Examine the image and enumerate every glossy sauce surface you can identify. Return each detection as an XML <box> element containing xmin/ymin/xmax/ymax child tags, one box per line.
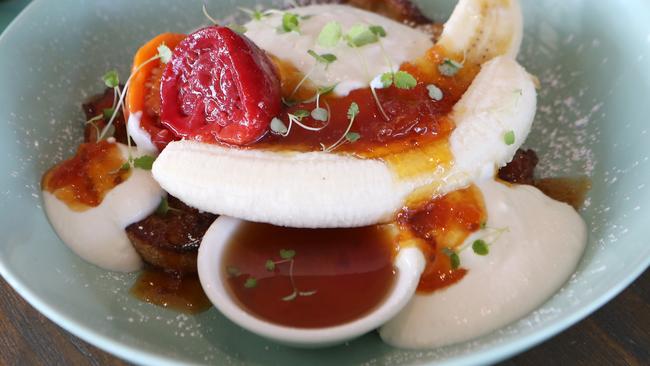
<box><xmin>131</xmin><ymin>268</ymin><xmax>211</xmax><ymax>314</ymax></box>
<box><xmin>398</xmin><ymin>185</ymin><xmax>487</xmax><ymax>293</ymax></box>
<box><xmin>534</xmin><ymin>176</ymin><xmax>591</xmax><ymax>210</ymax></box>
<box><xmin>41</xmin><ymin>141</ymin><xmax>129</xmax><ymax>211</ymax></box>
<box><xmin>257</xmin><ymin>46</ymin><xmax>479</xmax><ymax>176</ymax></box>
<box><xmin>222</xmin><ymin>222</ymin><xmax>396</xmax><ymax>328</ymax></box>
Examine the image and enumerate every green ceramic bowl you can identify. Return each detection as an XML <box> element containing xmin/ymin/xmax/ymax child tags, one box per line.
<box><xmin>1</xmin><ymin>0</ymin><xmax>649</xmax><ymax>365</ymax></box>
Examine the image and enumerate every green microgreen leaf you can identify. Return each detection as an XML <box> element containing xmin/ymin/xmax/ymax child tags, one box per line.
<box><xmin>442</xmin><ymin>247</ymin><xmax>461</xmax><ymax>269</ymax></box>
<box><xmin>132</xmin><ymin>155</ymin><xmax>156</xmax><ymax>170</ymax></box>
<box><xmin>472</xmin><ymin>239</ymin><xmax>490</xmax><ymax>256</ymax></box>
<box><xmin>270</xmin><ymin>117</ymin><xmax>288</xmax><ymax>135</ymax></box>
<box><xmin>346</xmin><ymin>24</ymin><xmax>378</xmax><ymax>47</ymax></box>
<box><xmin>226</xmin><ymin>266</ymin><xmax>241</xmax><ymax>277</ymax></box>
<box><xmin>380</xmin><ymin>72</ymin><xmax>394</xmax><ymax>88</ymax></box>
<box><xmin>369</xmin><ymin>25</ymin><xmax>387</xmax><ymax>37</ymax></box>
<box><xmin>102</xmin><ymin>108</ymin><xmax>115</xmax><ymax>121</ymax></box>
<box><xmin>504</xmin><ymin>130</ymin><xmax>515</xmax><ymax>145</ymax></box>
<box><xmin>450</xmin><ymin>252</ymin><xmax>461</xmax><ymax>269</ymax></box>
<box><xmin>311</xmin><ymin>107</ymin><xmax>328</xmax><ymax>122</ymax></box>
<box><xmin>279</xmin><ymin>249</ymin><xmax>296</xmax><ymax>260</ymax></box>
<box><xmin>307</xmin><ymin>50</ymin><xmax>337</xmax><ymax>66</ymax></box>
<box><xmin>394</xmin><ymin>71</ymin><xmax>417</xmax><ymax>89</ymax></box>
<box><xmin>120</xmin><ymin>162</ymin><xmax>131</xmax><ymax>171</ymax></box>
<box><xmin>438</xmin><ymin>58</ymin><xmax>463</xmax><ymax>77</ymax></box>
<box><xmin>293</xmin><ymin>109</ymin><xmax>310</xmax><ymax>119</ymax></box>
<box><xmin>299</xmin><ymin>290</ymin><xmax>317</xmax><ymax>296</ymax></box>
<box><xmin>280</xmin><ymin>12</ymin><xmax>300</xmax><ymax>33</ymax></box>
<box><xmin>102</xmin><ymin>70</ymin><xmax>119</xmax><ymax>88</ymax></box>
<box><xmin>345</xmin><ymin>132</ymin><xmax>361</xmax><ymax>143</ymax></box>
<box><xmin>244</xmin><ymin>277</ymin><xmax>258</xmax><ymax>288</ymax></box>
<box><xmin>426</xmin><ymin>84</ymin><xmax>444</xmax><ymax>101</ymax></box>
<box><xmin>155</xmin><ymin>196</ymin><xmax>169</xmax><ymax>215</ymax></box>
<box><xmin>282</xmin><ymin>291</ymin><xmax>297</xmax><ymax>301</ymax></box>
<box><xmin>265</xmin><ymin>259</ymin><xmax>276</xmax><ymax>271</ymax></box>
<box><xmin>347</xmin><ymin>102</ymin><xmax>360</xmax><ymax>120</ymax></box>
<box><xmin>157</xmin><ymin>44</ymin><xmax>173</xmax><ymax>63</ymax></box>
<box><xmin>318</xmin><ymin>21</ymin><xmax>342</xmax><ymax>48</ymax></box>
<box><xmin>227</xmin><ymin>23</ymin><xmax>247</xmax><ymax>34</ymax></box>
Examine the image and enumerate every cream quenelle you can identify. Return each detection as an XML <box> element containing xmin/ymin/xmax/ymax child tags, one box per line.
<box><xmin>380</xmin><ymin>179</ymin><xmax>587</xmax><ymax>348</ymax></box>
<box><xmin>244</xmin><ymin>4</ymin><xmax>433</xmax><ymax>96</ymax></box>
<box><xmin>43</xmin><ymin>142</ymin><xmax>164</xmax><ymax>272</ymax></box>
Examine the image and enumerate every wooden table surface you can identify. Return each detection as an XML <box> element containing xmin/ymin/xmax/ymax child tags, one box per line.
<box><xmin>1</xmin><ymin>1</ymin><xmax>648</xmax><ymax>365</ymax></box>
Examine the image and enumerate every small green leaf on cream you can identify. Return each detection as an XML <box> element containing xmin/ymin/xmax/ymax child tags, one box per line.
<box><xmin>346</xmin><ymin>24</ymin><xmax>378</xmax><ymax>47</ymax></box>
<box><xmin>504</xmin><ymin>130</ymin><xmax>515</xmax><ymax>145</ymax></box>
<box><xmin>318</xmin><ymin>21</ymin><xmax>342</xmax><ymax>47</ymax></box>
<box><xmin>472</xmin><ymin>239</ymin><xmax>490</xmax><ymax>256</ymax></box>
<box><xmin>133</xmin><ymin>155</ymin><xmax>156</xmax><ymax>170</ymax></box>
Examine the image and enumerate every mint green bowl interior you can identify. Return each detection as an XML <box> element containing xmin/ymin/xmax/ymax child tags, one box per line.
<box><xmin>1</xmin><ymin>1</ymin><xmax>649</xmax><ymax>365</ymax></box>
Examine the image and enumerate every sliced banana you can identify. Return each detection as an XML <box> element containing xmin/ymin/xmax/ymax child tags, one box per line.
<box><xmin>437</xmin><ymin>0</ymin><xmax>523</xmax><ymax>63</ymax></box>
<box><xmin>153</xmin><ymin>56</ymin><xmax>536</xmax><ymax>228</ymax></box>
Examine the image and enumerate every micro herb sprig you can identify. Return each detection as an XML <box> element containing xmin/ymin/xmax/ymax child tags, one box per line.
<box><xmin>318</xmin><ymin>21</ymin><xmax>342</xmax><ymax>48</ymax></box>
<box><xmin>263</xmin><ymin>249</ymin><xmax>316</xmax><ymax>301</ymax></box>
<box><xmin>120</xmin><ymin>155</ymin><xmax>157</xmax><ymax>171</ymax></box>
<box><xmin>155</xmin><ymin>196</ymin><xmax>183</xmax><ymax>215</ymax></box>
<box><xmin>83</xmin><ymin>70</ymin><xmax>122</xmax><ymax>142</ymax></box>
<box><xmin>98</xmin><ymin>44</ymin><xmax>172</xmax><ymax>141</ymax></box>
<box><xmin>238</xmin><ymin>7</ymin><xmax>266</xmax><ymax>21</ymax></box>
<box><xmin>307</xmin><ymin>50</ymin><xmax>337</xmax><ymax>68</ymax></box>
<box><xmin>344</xmin><ymin>24</ymin><xmax>397</xmax><ymax>121</ymax></box>
<box><xmin>202</xmin><ymin>2</ymin><xmax>219</xmax><ymax>25</ymax></box>
<box><xmin>442</xmin><ymin>247</ymin><xmax>461</xmax><ymax>270</ymax></box>
<box><xmin>379</xmin><ymin>70</ymin><xmax>417</xmax><ymax>89</ymax></box>
<box><xmin>446</xmin><ymin>225</ymin><xmax>510</xmax><ymax>269</ymax></box>
<box><xmin>289</xmin><ymin>49</ymin><xmax>338</xmax><ymax>99</ymax></box>
<box><xmin>322</xmin><ymin>102</ymin><xmax>360</xmax><ymax>152</ymax></box>
<box><xmin>346</xmin><ymin>24</ymin><xmax>379</xmax><ymax>48</ymax></box>
<box><xmin>278</xmin><ymin>12</ymin><xmax>300</xmax><ymax>33</ymax></box>
<box><xmin>270</xmin><ymin>108</ymin><xmax>328</xmax><ymax>137</ymax></box>
<box><xmin>438</xmin><ymin>58</ymin><xmax>464</xmax><ymax>77</ymax></box>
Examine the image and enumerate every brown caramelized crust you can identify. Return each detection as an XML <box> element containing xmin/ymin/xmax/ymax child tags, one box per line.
<box><xmin>498</xmin><ymin>149</ymin><xmax>539</xmax><ymax>185</ymax></box>
<box><xmin>82</xmin><ymin>87</ymin><xmax>128</xmax><ymax>144</ymax></box>
<box><xmin>125</xmin><ymin>196</ymin><xmax>217</xmax><ymax>274</ymax></box>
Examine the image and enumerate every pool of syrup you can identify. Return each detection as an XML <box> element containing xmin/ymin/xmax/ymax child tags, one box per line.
<box><xmin>222</xmin><ymin>222</ymin><xmax>396</xmax><ymax>328</ymax></box>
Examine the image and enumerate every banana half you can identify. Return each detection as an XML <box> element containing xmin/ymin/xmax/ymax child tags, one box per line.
<box><xmin>153</xmin><ymin>0</ymin><xmax>535</xmax><ymax>228</ymax></box>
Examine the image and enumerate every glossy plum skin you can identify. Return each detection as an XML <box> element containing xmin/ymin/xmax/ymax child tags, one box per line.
<box><xmin>160</xmin><ymin>26</ymin><xmax>281</xmax><ymax>146</ymax></box>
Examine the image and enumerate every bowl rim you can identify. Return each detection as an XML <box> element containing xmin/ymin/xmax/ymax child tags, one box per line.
<box><xmin>0</xmin><ymin>1</ymin><xmax>648</xmax><ymax>365</ymax></box>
